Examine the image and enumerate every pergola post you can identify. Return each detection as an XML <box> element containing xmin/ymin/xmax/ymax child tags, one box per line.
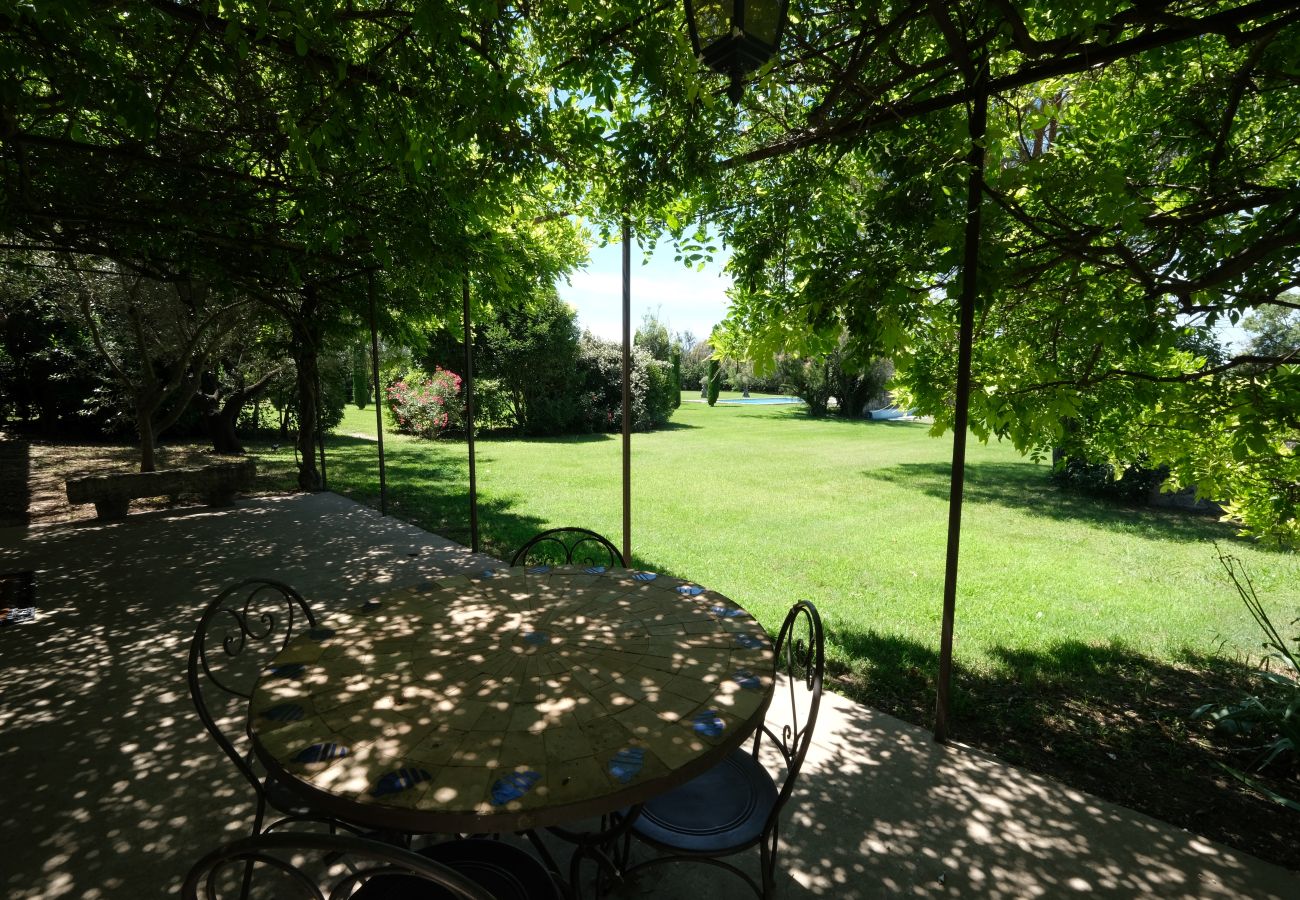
<box><xmin>367</xmin><ymin>271</ymin><xmax>388</xmax><ymax>516</ymax></box>
<box><xmin>463</xmin><ymin>273</ymin><xmax>480</xmax><ymax>554</ymax></box>
<box><xmin>316</xmin><ymin>368</ymin><xmax>328</xmax><ymax>491</ymax></box>
<box><xmin>934</xmin><ymin>57</ymin><xmax>988</xmax><ymax>744</ymax></box>
<box><xmin>621</xmin><ymin>217</ymin><xmax>633</xmax><ymax>565</ymax></box>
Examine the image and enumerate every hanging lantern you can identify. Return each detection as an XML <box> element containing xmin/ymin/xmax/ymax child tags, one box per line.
<box><xmin>684</xmin><ymin>0</ymin><xmax>790</xmax><ymax>102</ymax></box>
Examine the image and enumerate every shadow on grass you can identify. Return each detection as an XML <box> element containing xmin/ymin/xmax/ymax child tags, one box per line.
<box><xmin>825</xmin><ymin>622</ymin><xmax>1300</xmax><ymax>870</ymax></box>
<box><xmin>726</xmin><ymin>407</ymin><xmax>931</xmax><ymax>428</ymax></box>
<box><xmin>307</xmin><ymin>434</ymin><xmax>508</xmax><ymax>551</ymax></box>
<box><xmin>646</xmin><ymin>420</ymin><xmax>701</xmax><ymax>433</ymax></box>
<box><xmin>860</xmin><ymin>460</ymin><xmax>1253</xmax><ymax>545</ymax></box>
<box><xmin>475</xmin><ymin>421</ymin><xmax>702</xmax><ymax>445</ymax></box>
<box><xmin>271</xmin><ymin>434</ymin><xmax>686</xmax><ymax>576</ymax></box>
<box><xmin>478</xmin><ymin>431</ymin><xmax>616</xmax><ymax>445</ymax></box>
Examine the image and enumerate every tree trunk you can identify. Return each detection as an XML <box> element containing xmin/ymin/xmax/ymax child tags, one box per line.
<box><xmin>511</xmin><ymin>389</ymin><xmax>525</xmax><ymax>435</ymax></box>
<box><xmin>836</xmin><ymin>376</ymin><xmax>867</xmax><ymax>418</ymax></box>
<box><xmin>205</xmin><ymin>404</ymin><xmax>244</xmax><ymax>455</ymax></box>
<box><xmin>136</xmin><ymin>406</ymin><xmax>157</xmax><ymax>473</ymax></box>
<box><xmin>1053</xmin><ymin>418</ymin><xmax>1080</xmax><ymax>467</ymax></box>
<box><xmin>292</xmin><ymin>317</ymin><xmax>321</xmax><ymax>492</ymax></box>
<box><xmin>197</xmin><ymin>371</ymin><xmax>243</xmax><ymax>455</ymax></box>
<box><xmin>201</xmin><ymin>370</ymin><xmax>278</xmax><ymax>456</ymax></box>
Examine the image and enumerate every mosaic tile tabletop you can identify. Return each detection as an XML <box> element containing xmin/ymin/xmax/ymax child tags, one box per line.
<box><xmin>249</xmin><ymin>565</ymin><xmax>775</xmax><ymax>832</ymax></box>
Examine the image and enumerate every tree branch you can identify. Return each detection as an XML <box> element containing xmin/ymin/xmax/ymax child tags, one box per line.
<box><xmin>995</xmin><ymin>352</ymin><xmax>1299</xmax><ymax>396</ymax></box>
<box><xmin>726</xmin><ymin>0</ymin><xmax>1300</xmax><ymax>167</ymax></box>
<box><xmin>76</xmin><ymin>282</ymin><xmax>129</xmax><ymax>386</ymax></box>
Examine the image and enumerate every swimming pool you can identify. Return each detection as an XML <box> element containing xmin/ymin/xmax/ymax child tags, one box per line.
<box><xmin>717</xmin><ymin>396</ymin><xmax>804</xmax><ymax>405</ymax></box>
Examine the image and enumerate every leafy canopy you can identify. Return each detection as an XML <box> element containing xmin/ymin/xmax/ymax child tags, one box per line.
<box><xmin>689</xmin><ymin>2</ymin><xmax>1300</xmax><ymax>545</ymax></box>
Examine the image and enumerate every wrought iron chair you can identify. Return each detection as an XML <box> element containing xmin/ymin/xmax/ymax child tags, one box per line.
<box><xmin>510</xmin><ymin>527</ymin><xmax>625</xmax><ymax>569</ymax></box>
<box><xmin>188</xmin><ymin>577</ymin><xmax>354</xmax><ymax>840</ymax></box>
<box><xmin>181</xmin><ymin>832</ymin><xmax>494</xmax><ymax>900</ymax></box>
<box><xmin>618</xmin><ymin>600</ymin><xmax>825</xmax><ymax>899</ymax></box>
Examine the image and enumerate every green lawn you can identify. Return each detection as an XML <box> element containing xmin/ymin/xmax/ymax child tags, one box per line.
<box><xmin>301</xmin><ymin>397</ymin><xmax>1293</xmax><ymax>677</ymax></box>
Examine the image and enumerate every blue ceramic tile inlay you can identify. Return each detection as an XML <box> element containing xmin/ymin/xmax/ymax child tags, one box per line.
<box><xmin>527</xmin><ymin>565</ymin><xmax>552</xmax><ymax>575</ymax></box>
<box><xmin>370</xmin><ymin>767</ymin><xmax>432</xmax><ymax>797</ymax></box>
<box><xmin>267</xmin><ymin>662</ymin><xmax>305</xmax><ymax>679</ymax></box>
<box><xmin>693</xmin><ymin>710</ymin><xmax>725</xmax><ymax>738</ymax></box>
<box><xmin>491</xmin><ymin>770</ymin><xmax>541</xmax><ymax>805</ymax></box>
<box><xmin>710</xmin><ymin>605</ymin><xmax>744</xmax><ymax>618</ymax></box>
<box><xmin>608</xmin><ymin>747</ymin><xmax>645</xmax><ymax>783</ymax></box>
<box><xmin>734</xmin><ymin>633</ymin><xmax>764</xmax><ymax>650</ymax></box>
<box><xmin>416</xmin><ymin>580</ymin><xmax>435</xmax><ymax>591</ymax></box>
<box><xmin>677</xmin><ymin>584</ymin><xmax>705</xmax><ymax>596</ymax></box>
<box><xmin>306</xmin><ymin>627</ymin><xmax>336</xmax><ymax>641</ymax></box>
<box><xmin>259</xmin><ymin>703</ymin><xmax>305</xmax><ymax>723</ymax></box>
<box><xmin>632</xmin><ymin>571</ymin><xmax>658</xmax><ymax>582</ymax></box>
<box><xmin>293</xmin><ymin>742</ymin><xmax>349</xmax><ymax>764</ymax></box>
<box><xmin>584</xmin><ymin>566</ymin><xmax>607</xmax><ymax>575</ymax></box>
<box><xmin>523</xmin><ymin>631</ymin><xmax>549</xmax><ymax>646</ymax></box>
<box><xmin>733</xmin><ymin>669</ymin><xmax>762</xmax><ymax>691</ymax></box>
<box><xmin>482</xmin><ymin>568</ymin><xmax>498</xmax><ymax>578</ymax></box>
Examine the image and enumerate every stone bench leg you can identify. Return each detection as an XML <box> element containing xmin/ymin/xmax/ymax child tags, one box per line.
<box><xmin>93</xmin><ymin>498</ymin><xmax>130</xmax><ymax>520</ymax></box>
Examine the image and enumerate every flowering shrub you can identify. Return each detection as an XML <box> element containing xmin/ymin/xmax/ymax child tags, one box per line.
<box><xmin>386</xmin><ymin>368</ymin><xmax>463</xmax><ymax>438</ymax></box>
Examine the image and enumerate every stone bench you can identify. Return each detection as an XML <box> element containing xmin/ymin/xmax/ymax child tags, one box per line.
<box><xmin>66</xmin><ymin>458</ymin><xmax>257</xmax><ymax>520</ymax></box>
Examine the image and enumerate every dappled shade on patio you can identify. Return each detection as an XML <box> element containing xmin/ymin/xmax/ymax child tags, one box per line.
<box><xmin>1</xmin><ymin>494</ymin><xmax>1294</xmax><ymax>898</ymax></box>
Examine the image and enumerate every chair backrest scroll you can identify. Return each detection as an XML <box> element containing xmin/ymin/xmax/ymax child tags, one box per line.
<box><xmin>757</xmin><ymin>599</ymin><xmax>825</xmax><ymax>822</ymax></box>
<box><xmin>187</xmin><ymin>578</ymin><xmax>316</xmax><ymax>791</ymax></box>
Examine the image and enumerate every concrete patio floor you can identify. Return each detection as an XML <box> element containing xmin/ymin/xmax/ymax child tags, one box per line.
<box><xmin>1</xmin><ymin>492</ymin><xmax>1295</xmax><ymax>898</ymax></box>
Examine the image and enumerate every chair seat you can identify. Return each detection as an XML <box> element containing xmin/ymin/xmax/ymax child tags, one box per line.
<box><xmin>352</xmin><ymin>838</ymin><xmax>560</xmax><ymax>900</ymax></box>
<box><xmin>632</xmin><ymin>748</ymin><xmax>778</xmax><ymax>855</ymax></box>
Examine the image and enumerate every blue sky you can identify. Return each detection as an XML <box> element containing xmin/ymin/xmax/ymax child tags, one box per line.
<box><xmin>555</xmin><ymin>233</ymin><xmax>1254</xmax><ymax>353</ymax></box>
<box><xmin>555</xmin><ymin>233</ymin><xmax>732</xmax><ymax>343</ymax></box>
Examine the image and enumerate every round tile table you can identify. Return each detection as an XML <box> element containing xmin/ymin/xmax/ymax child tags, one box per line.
<box><xmin>248</xmin><ymin>565</ymin><xmax>775</xmax><ymax>833</ymax></box>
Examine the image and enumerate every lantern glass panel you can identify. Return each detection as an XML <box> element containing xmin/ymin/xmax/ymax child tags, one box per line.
<box><xmin>744</xmin><ymin>0</ymin><xmax>781</xmax><ymax>46</ymax></box>
<box><xmin>694</xmin><ymin>0</ymin><xmax>733</xmax><ymax>48</ymax></box>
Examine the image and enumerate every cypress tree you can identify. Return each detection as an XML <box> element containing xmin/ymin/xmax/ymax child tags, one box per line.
<box><xmin>670</xmin><ymin>347</ymin><xmax>682</xmax><ymax>409</ymax></box>
<box><xmin>351</xmin><ymin>343</ymin><xmax>369</xmax><ymax>409</ymax></box>
<box><xmin>706</xmin><ymin>358</ymin><xmax>720</xmax><ymax>407</ymax></box>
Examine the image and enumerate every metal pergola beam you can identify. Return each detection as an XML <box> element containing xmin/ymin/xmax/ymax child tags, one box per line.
<box><xmin>621</xmin><ymin>217</ymin><xmax>633</xmax><ymax>566</ymax></box>
<box><xmin>316</xmin><ymin>369</ymin><xmax>328</xmax><ymax>491</ymax></box>
<box><xmin>934</xmin><ymin>57</ymin><xmax>989</xmax><ymax>744</ymax></box>
<box><xmin>367</xmin><ymin>271</ymin><xmax>388</xmax><ymax>517</ymax></box>
<box><xmin>463</xmin><ymin>273</ymin><xmax>480</xmax><ymax>554</ymax></box>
